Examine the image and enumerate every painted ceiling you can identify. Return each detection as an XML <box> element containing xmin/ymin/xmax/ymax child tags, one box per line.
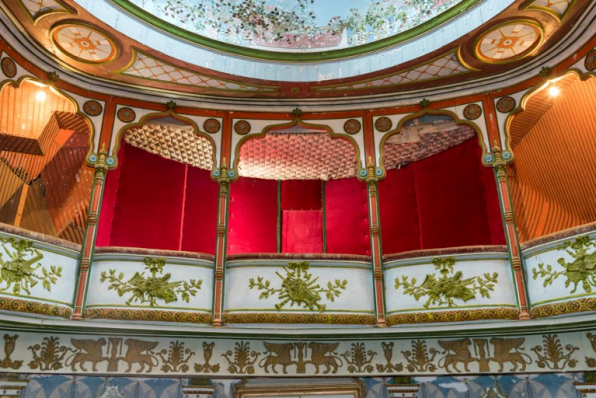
<box><xmin>125</xmin><ymin>0</ymin><xmax>466</xmax><ymax>54</ymax></box>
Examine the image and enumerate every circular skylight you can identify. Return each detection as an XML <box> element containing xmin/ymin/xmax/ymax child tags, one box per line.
<box><xmin>116</xmin><ymin>0</ymin><xmax>472</xmax><ymax>59</ymax></box>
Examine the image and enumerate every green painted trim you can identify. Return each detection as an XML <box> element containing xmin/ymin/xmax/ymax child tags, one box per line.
<box><xmin>384</xmin><ymin>256</ymin><xmax>509</xmax><ymax>269</ymax></box>
<box><xmin>277</xmin><ymin>180</ymin><xmax>281</xmax><ymax>253</ymax></box>
<box><xmin>109</xmin><ymin>0</ymin><xmax>481</xmax><ymax>62</ymax></box>
<box><xmin>225</xmin><ymin>308</ymin><xmax>374</xmax><ymax>314</ymax></box>
<box><xmin>386</xmin><ymin>303</ymin><xmax>517</xmax><ymax>314</ymax></box>
<box><xmin>92</xmin><ymin>256</ymin><xmax>215</xmax><ymax>268</ymax></box>
<box><xmin>85</xmin><ymin>304</ymin><xmax>212</xmax><ymax>312</ymax></box>
<box><xmin>0</xmin><ymin>231</ymin><xmax>80</xmax><ymax>257</ymax></box>
<box><xmin>322</xmin><ymin>180</ymin><xmax>327</xmax><ymax>253</ymax></box>
<box><xmin>0</xmin><ymin>293</ymin><xmax>72</xmax><ymax>307</ymax></box>
<box><xmin>226</xmin><ymin>262</ymin><xmax>372</xmax><ymax>270</ymax></box>
<box><xmin>523</xmin><ymin>231</ymin><xmax>596</xmax><ymax>258</ymax></box>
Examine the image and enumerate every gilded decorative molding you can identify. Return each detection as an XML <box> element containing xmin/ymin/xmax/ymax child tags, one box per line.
<box><xmin>532</xmin><ymin>235</ymin><xmax>596</xmax><ymax>294</ymax></box>
<box><xmin>386</xmin><ymin>307</ymin><xmax>519</xmax><ymax>325</ymax></box>
<box><xmin>222</xmin><ymin>312</ymin><xmax>376</xmax><ymax>325</ymax></box>
<box><xmin>0</xmin><ymin>237</ymin><xmax>62</xmax><ymax>295</ymax></box>
<box><xmin>82</xmin><ymin>308</ymin><xmax>213</xmax><ymax>324</ymax></box>
<box><xmin>530</xmin><ymin>296</ymin><xmax>596</xmax><ymax>318</ymax></box>
<box><xmin>249</xmin><ymin>261</ymin><xmax>347</xmax><ymax>312</ymax></box>
<box><xmin>99</xmin><ymin>257</ymin><xmax>202</xmax><ymax>307</ymax></box>
<box><xmin>394</xmin><ymin>257</ymin><xmax>499</xmax><ymax>308</ymax></box>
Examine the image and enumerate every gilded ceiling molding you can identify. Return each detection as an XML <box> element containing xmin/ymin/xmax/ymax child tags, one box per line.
<box><xmin>474</xmin><ymin>20</ymin><xmax>544</xmax><ymax>64</ymax></box>
<box><xmin>17</xmin><ymin>0</ymin><xmax>71</xmax><ymax>24</ymax></box>
<box><xmin>115</xmin><ymin>49</ymin><xmax>279</xmax><ymax>93</ymax></box>
<box><xmin>526</xmin><ymin>0</ymin><xmax>576</xmax><ymax>22</ymax></box>
<box><xmin>50</xmin><ymin>22</ymin><xmax>119</xmax><ymax>64</ymax></box>
<box><xmin>313</xmin><ymin>50</ymin><xmax>473</xmax><ymax>93</ymax></box>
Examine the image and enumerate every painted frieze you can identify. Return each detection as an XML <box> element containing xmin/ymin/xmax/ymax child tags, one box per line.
<box><xmin>524</xmin><ymin>232</ymin><xmax>596</xmax><ymax>317</ymax></box>
<box><xmin>224</xmin><ymin>259</ymin><xmax>375</xmax><ymax>324</ymax></box>
<box><xmin>1</xmin><ymin>329</ymin><xmax>596</xmax><ymax>376</ymax></box>
<box><xmin>385</xmin><ymin>253</ymin><xmax>518</xmax><ymax>325</ymax></box>
<box><xmin>0</xmin><ymin>231</ymin><xmax>77</xmax><ymax>318</ymax></box>
<box><xmin>85</xmin><ymin>253</ymin><xmax>214</xmax><ymax>323</ymax></box>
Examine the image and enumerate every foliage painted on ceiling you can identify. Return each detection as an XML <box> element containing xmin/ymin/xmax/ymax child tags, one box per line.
<box><xmin>131</xmin><ymin>0</ymin><xmax>463</xmax><ymax>52</ymax></box>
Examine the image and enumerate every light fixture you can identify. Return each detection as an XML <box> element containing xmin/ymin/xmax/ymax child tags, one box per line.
<box><xmin>548</xmin><ymin>85</ymin><xmax>560</xmax><ymax>97</ymax></box>
<box><xmin>35</xmin><ymin>90</ymin><xmax>46</xmax><ymax>102</ymax></box>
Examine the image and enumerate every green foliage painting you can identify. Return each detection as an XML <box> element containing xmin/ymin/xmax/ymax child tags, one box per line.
<box><xmin>0</xmin><ymin>237</ymin><xmax>61</xmax><ymax>295</ymax></box>
<box><xmin>100</xmin><ymin>257</ymin><xmax>202</xmax><ymax>307</ymax></box>
<box><xmin>394</xmin><ymin>257</ymin><xmax>498</xmax><ymax>308</ymax></box>
<box><xmin>533</xmin><ymin>235</ymin><xmax>596</xmax><ymax>294</ymax></box>
<box><xmin>249</xmin><ymin>261</ymin><xmax>347</xmax><ymax>312</ymax></box>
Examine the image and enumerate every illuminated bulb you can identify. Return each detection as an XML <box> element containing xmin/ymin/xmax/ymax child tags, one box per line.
<box><xmin>548</xmin><ymin>85</ymin><xmax>560</xmax><ymax>97</ymax></box>
<box><xmin>35</xmin><ymin>91</ymin><xmax>46</xmax><ymax>101</ymax></box>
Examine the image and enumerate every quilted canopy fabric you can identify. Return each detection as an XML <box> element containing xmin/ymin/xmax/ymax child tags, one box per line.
<box><xmin>383</xmin><ymin>126</ymin><xmax>476</xmax><ymax>170</ymax></box>
<box><xmin>124</xmin><ymin>124</ymin><xmax>214</xmax><ymax>170</ymax></box>
<box><xmin>238</xmin><ymin>133</ymin><xmax>358</xmax><ymax>180</ymax></box>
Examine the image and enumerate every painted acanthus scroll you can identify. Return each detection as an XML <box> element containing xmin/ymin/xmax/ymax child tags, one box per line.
<box><xmin>532</xmin><ymin>235</ymin><xmax>596</xmax><ymax>293</ymax></box>
<box><xmin>100</xmin><ymin>257</ymin><xmax>202</xmax><ymax>306</ymax></box>
<box><xmin>249</xmin><ymin>261</ymin><xmax>347</xmax><ymax>312</ymax></box>
<box><xmin>0</xmin><ymin>237</ymin><xmax>61</xmax><ymax>295</ymax></box>
<box><xmin>394</xmin><ymin>257</ymin><xmax>498</xmax><ymax>308</ymax></box>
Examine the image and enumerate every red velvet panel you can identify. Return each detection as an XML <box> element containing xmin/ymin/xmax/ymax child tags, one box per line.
<box><xmin>281</xmin><ymin>180</ymin><xmax>322</xmax><ymax>210</ymax></box>
<box><xmin>325</xmin><ymin>178</ymin><xmax>370</xmax><ymax>255</ymax></box>
<box><xmin>413</xmin><ymin>139</ymin><xmax>493</xmax><ymax>249</ymax></box>
<box><xmin>480</xmin><ymin>164</ymin><xmax>506</xmax><ymax>244</ymax></box>
<box><xmin>228</xmin><ymin>177</ymin><xmax>278</xmax><ymax>254</ymax></box>
<box><xmin>108</xmin><ymin>143</ymin><xmax>186</xmax><ymax>250</ymax></box>
<box><xmin>282</xmin><ymin>210</ymin><xmax>323</xmax><ymax>253</ymax></box>
<box><xmin>378</xmin><ymin>166</ymin><xmax>422</xmax><ymax>253</ymax></box>
<box><xmin>181</xmin><ymin>167</ymin><xmax>219</xmax><ymax>254</ymax></box>
<box><xmin>96</xmin><ymin>146</ymin><xmax>124</xmax><ymax>247</ymax></box>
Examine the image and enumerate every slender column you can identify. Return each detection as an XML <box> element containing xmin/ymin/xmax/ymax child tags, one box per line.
<box><xmin>212</xmin><ymin>159</ymin><xmax>230</xmax><ymax>327</ymax></box>
<box><xmin>491</xmin><ymin>146</ymin><xmax>530</xmax><ymax>320</ymax></box>
<box><xmin>71</xmin><ymin>145</ymin><xmax>108</xmax><ymax>320</ymax></box>
<box><xmin>366</xmin><ymin>159</ymin><xmax>387</xmax><ymax>327</ymax></box>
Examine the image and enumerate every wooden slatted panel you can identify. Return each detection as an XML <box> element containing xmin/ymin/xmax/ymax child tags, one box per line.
<box><xmin>0</xmin><ymin>80</ymin><xmax>74</xmax><ymax>140</ymax></box>
<box><xmin>509</xmin><ymin>74</ymin><xmax>577</xmax><ymax>147</ymax></box>
<box><xmin>509</xmin><ymin>76</ymin><xmax>596</xmax><ymax>241</ymax></box>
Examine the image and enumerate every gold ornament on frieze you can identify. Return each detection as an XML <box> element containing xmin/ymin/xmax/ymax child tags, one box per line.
<box><xmin>342</xmin><ymin>343</ymin><xmax>376</xmax><ymax>373</ymax></box>
<box><xmin>401</xmin><ymin>339</ymin><xmax>438</xmax><ymax>372</ymax></box>
<box><xmin>66</xmin><ymin>338</ymin><xmax>108</xmax><ymax>372</ymax></box>
<box><xmin>222</xmin><ymin>341</ymin><xmax>260</xmax><ymax>374</ymax></box>
<box><xmin>194</xmin><ymin>342</ymin><xmax>220</xmax><ymax>373</ymax></box>
<box><xmin>158</xmin><ymin>341</ymin><xmax>195</xmax><ymax>373</ymax></box>
<box><xmin>0</xmin><ymin>334</ymin><xmax>22</xmax><ymax>370</ymax></box>
<box><xmin>376</xmin><ymin>342</ymin><xmax>403</xmax><ymax>372</ymax></box>
<box><xmin>28</xmin><ymin>337</ymin><xmax>70</xmax><ymax>371</ymax></box>
<box><xmin>249</xmin><ymin>261</ymin><xmax>347</xmax><ymax>312</ymax></box>
<box><xmin>531</xmin><ymin>334</ymin><xmax>578</xmax><ymax>370</ymax></box>
<box><xmin>121</xmin><ymin>338</ymin><xmax>160</xmax><ymax>373</ymax></box>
